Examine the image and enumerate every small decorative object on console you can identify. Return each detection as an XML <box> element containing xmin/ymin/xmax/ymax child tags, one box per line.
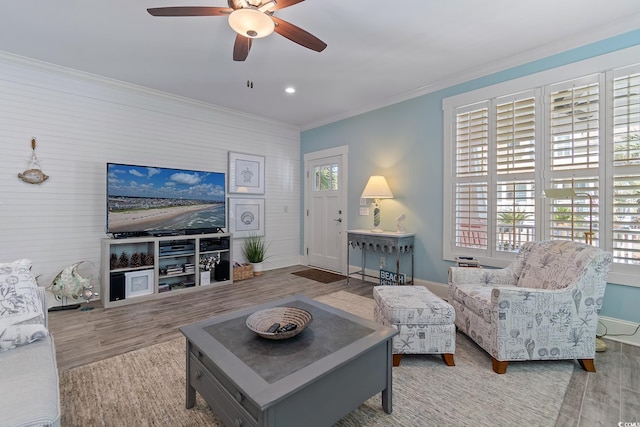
<box><xmin>199</xmin><ymin>254</ymin><xmax>220</xmax><ymax>272</ymax></box>
<box><xmin>246</xmin><ymin>307</ymin><xmax>312</xmax><ymax>340</ymax></box>
<box><xmin>129</xmin><ymin>253</ymin><xmax>141</xmax><ymax>268</ymax></box>
<box><xmin>396</xmin><ymin>213</ymin><xmax>406</xmax><ymax>233</ymax></box>
<box><xmin>47</xmin><ymin>261</ymin><xmax>94</xmax><ymax>310</ymax></box>
<box><xmin>80</xmin><ymin>285</ymin><xmax>99</xmax><ymax>311</ymax></box>
<box><xmin>118</xmin><ymin>252</ymin><xmax>129</xmax><ymax>269</ymax></box>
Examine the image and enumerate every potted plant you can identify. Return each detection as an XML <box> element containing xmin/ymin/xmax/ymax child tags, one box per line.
<box><xmin>242</xmin><ymin>233</ymin><xmax>269</xmax><ymax>276</ymax></box>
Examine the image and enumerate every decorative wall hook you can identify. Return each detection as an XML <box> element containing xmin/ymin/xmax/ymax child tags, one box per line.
<box><xmin>18</xmin><ymin>137</ymin><xmax>49</xmax><ymax>184</ymax></box>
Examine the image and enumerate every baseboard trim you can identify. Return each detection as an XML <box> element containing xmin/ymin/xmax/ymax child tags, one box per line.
<box><xmin>263</xmin><ymin>256</ymin><xmax>302</xmax><ymax>271</ymax></box>
<box><xmin>598</xmin><ymin>316</ymin><xmax>640</xmax><ymax>348</ymax></box>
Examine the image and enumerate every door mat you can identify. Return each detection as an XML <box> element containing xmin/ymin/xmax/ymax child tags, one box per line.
<box><xmin>292</xmin><ymin>268</ymin><xmax>346</xmax><ymax>284</ymax></box>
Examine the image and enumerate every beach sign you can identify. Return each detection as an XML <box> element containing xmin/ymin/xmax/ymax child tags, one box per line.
<box><xmin>379</xmin><ymin>269</ymin><xmax>405</xmax><ymax>286</ymax></box>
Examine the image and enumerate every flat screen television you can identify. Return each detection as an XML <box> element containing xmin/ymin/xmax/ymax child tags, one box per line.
<box><xmin>106</xmin><ymin>163</ymin><xmax>226</xmax><ymax>238</ymax></box>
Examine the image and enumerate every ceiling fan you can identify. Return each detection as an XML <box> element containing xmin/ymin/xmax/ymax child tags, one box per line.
<box><xmin>147</xmin><ymin>0</ymin><xmax>327</xmax><ymax>61</ymax></box>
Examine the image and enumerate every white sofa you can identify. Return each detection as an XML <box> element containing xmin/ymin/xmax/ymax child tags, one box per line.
<box><xmin>448</xmin><ymin>240</ymin><xmax>612</xmax><ymax>374</ymax></box>
<box><xmin>0</xmin><ymin>260</ymin><xmax>61</xmax><ymax>427</ymax></box>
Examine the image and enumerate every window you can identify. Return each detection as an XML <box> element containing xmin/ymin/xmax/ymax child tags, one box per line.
<box><xmin>546</xmin><ymin>77</ymin><xmax>601</xmax><ymax>246</ymax></box>
<box><xmin>495</xmin><ymin>95</ymin><xmax>537</xmax><ymax>252</ymax></box>
<box><xmin>313</xmin><ymin>163</ymin><xmax>339</xmax><ymax>191</ymax></box>
<box><xmin>443</xmin><ymin>49</ymin><xmax>640</xmax><ymax>287</ymax></box>
<box><xmin>612</xmin><ymin>68</ymin><xmax>640</xmax><ymax>265</ymax></box>
<box><xmin>454</xmin><ymin>105</ymin><xmax>489</xmax><ymax>250</ymax></box>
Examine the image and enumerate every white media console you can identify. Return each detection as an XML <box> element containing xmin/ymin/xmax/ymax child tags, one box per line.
<box><xmin>100</xmin><ymin>233</ymin><xmax>233</xmax><ymax>308</ymax></box>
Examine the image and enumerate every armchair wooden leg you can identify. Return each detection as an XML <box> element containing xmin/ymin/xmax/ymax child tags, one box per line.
<box><xmin>392</xmin><ymin>354</ymin><xmax>402</xmax><ymax>367</ymax></box>
<box><xmin>492</xmin><ymin>357</ymin><xmax>508</xmax><ymax>374</ymax></box>
<box><xmin>442</xmin><ymin>353</ymin><xmax>455</xmax><ymax>366</ymax></box>
<box><xmin>578</xmin><ymin>358</ymin><xmax>596</xmax><ymax>372</ymax></box>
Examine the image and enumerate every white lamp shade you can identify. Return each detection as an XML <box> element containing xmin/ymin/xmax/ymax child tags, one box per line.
<box><xmin>361</xmin><ymin>176</ymin><xmax>393</xmax><ymax>199</ymax></box>
<box><xmin>228</xmin><ymin>9</ymin><xmax>275</xmax><ymax>39</ymax></box>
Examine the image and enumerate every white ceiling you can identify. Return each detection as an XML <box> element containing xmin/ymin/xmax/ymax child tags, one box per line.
<box><xmin>1</xmin><ymin>1</ymin><xmax>640</xmax><ymax>130</ymax></box>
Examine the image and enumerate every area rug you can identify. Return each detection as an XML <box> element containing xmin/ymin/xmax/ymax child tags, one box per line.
<box><xmin>59</xmin><ymin>291</ymin><xmax>574</xmax><ymax>426</ymax></box>
<box><xmin>291</xmin><ymin>268</ymin><xmax>346</xmax><ymax>283</ymax></box>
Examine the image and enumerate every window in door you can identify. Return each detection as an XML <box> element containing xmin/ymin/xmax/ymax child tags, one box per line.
<box><xmin>313</xmin><ymin>163</ymin><xmax>339</xmax><ymax>191</ymax></box>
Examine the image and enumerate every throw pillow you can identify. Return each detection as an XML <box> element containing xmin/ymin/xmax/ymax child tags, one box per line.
<box><xmin>0</xmin><ymin>259</ymin><xmax>49</xmax><ymax>352</ymax></box>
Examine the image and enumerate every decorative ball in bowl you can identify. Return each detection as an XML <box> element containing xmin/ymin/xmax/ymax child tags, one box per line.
<box><xmin>246</xmin><ymin>307</ymin><xmax>312</xmax><ymax>340</ymax></box>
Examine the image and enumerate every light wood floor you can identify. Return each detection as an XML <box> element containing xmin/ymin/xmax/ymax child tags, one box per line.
<box><xmin>48</xmin><ymin>265</ymin><xmax>372</xmax><ymax>372</ymax></box>
<box><xmin>48</xmin><ymin>265</ymin><xmax>639</xmax><ymax>426</ymax></box>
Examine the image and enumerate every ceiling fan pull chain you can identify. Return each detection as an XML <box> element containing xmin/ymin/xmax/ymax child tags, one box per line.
<box><xmin>246</xmin><ymin>41</ymin><xmax>254</xmax><ymax>89</ymax></box>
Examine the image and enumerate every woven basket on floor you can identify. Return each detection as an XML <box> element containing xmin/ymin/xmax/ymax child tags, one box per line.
<box><xmin>246</xmin><ymin>307</ymin><xmax>312</xmax><ymax>340</ymax></box>
<box><xmin>233</xmin><ymin>263</ymin><xmax>254</xmax><ymax>281</ymax></box>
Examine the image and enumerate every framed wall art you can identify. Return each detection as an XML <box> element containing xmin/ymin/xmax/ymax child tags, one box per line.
<box><xmin>229</xmin><ymin>198</ymin><xmax>265</xmax><ymax>238</ymax></box>
<box><xmin>228</xmin><ymin>152</ymin><xmax>265</xmax><ymax>194</ymax></box>
<box><xmin>124</xmin><ymin>269</ymin><xmax>154</xmax><ymax>298</ymax></box>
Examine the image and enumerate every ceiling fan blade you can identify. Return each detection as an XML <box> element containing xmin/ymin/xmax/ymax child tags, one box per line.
<box><xmin>233</xmin><ymin>35</ymin><xmax>252</xmax><ymax>61</ymax></box>
<box><xmin>271</xmin><ymin>0</ymin><xmax>305</xmax><ymax>10</ymax></box>
<box><xmin>147</xmin><ymin>7</ymin><xmax>232</xmax><ymax>17</ymax></box>
<box><xmin>271</xmin><ymin>17</ymin><xmax>327</xmax><ymax>52</ymax></box>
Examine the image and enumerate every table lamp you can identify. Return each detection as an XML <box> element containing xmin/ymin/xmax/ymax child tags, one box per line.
<box><xmin>543</xmin><ymin>188</ymin><xmax>594</xmax><ymax>244</ymax></box>
<box><xmin>361</xmin><ymin>176</ymin><xmax>393</xmax><ymax>232</ymax></box>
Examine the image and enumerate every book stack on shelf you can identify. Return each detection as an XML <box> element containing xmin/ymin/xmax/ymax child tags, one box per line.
<box><xmin>164</xmin><ymin>264</ymin><xmax>183</xmax><ymax>276</ymax></box>
<box><xmin>455</xmin><ymin>256</ymin><xmax>481</xmax><ymax>268</ymax></box>
<box><xmin>184</xmin><ymin>263</ymin><xmax>196</xmax><ymax>274</ymax></box>
<box><xmin>170</xmin><ymin>280</ymin><xmax>195</xmax><ymax>291</ymax></box>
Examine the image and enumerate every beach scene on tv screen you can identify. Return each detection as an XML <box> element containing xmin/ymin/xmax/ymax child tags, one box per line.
<box><xmin>107</xmin><ymin>164</ymin><xmax>226</xmax><ymax>233</ymax></box>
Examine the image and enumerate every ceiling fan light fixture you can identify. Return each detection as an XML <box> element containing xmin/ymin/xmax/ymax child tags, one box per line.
<box><xmin>228</xmin><ymin>8</ymin><xmax>274</xmax><ymax>38</ymax></box>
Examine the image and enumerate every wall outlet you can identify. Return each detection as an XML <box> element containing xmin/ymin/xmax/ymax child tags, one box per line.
<box><xmin>380</xmin><ymin>257</ymin><xmax>386</xmax><ymax>267</ymax></box>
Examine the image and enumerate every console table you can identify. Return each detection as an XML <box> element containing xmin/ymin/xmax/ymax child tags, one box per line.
<box><xmin>347</xmin><ymin>229</ymin><xmax>415</xmax><ymax>285</ymax></box>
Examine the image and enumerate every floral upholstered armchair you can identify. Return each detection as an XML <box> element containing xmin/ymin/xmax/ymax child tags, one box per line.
<box><xmin>448</xmin><ymin>240</ymin><xmax>612</xmax><ymax>374</ymax></box>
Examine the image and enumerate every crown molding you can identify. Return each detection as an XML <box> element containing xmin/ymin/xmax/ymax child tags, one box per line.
<box><xmin>301</xmin><ymin>18</ymin><xmax>640</xmax><ymax>131</ymax></box>
<box><xmin>0</xmin><ymin>50</ymin><xmax>300</xmax><ymax>132</ymax></box>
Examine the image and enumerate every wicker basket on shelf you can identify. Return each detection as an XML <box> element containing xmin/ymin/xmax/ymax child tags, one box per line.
<box><xmin>233</xmin><ymin>263</ymin><xmax>254</xmax><ymax>281</ymax></box>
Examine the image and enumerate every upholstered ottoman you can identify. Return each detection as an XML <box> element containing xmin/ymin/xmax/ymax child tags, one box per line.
<box><xmin>374</xmin><ymin>286</ymin><xmax>456</xmax><ymax>367</ymax></box>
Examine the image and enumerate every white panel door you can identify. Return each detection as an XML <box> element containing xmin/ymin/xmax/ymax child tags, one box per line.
<box><xmin>306</xmin><ymin>153</ymin><xmax>345</xmax><ymax>272</ymax></box>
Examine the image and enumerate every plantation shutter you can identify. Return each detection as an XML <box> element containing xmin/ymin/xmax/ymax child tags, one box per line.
<box><xmin>454</xmin><ymin>104</ymin><xmax>488</xmax><ymax>249</ymax></box>
<box><xmin>547</xmin><ymin>78</ymin><xmax>600</xmax><ymax>244</ymax></box>
<box><xmin>496</xmin><ymin>97</ymin><xmax>536</xmax><ymax>175</ymax></box>
<box><xmin>549</xmin><ymin>81</ymin><xmax>600</xmax><ymax>171</ymax></box>
<box><xmin>495</xmin><ymin>95</ymin><xmax>536</xmax><ymax>252</ymax></box>
<box><xmin>444</xmin><ymin>57</ymin><xmax>640</xmax><ymax>287</ymax></box>
<box><xmin>612</xmin><ymin>68</ymin><xmax>640</xmax><ymax>265</ymax></box>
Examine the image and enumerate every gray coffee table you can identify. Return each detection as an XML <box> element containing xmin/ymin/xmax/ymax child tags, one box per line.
<box><xmin>180</xmin><ymin>294</ymin><xmax>398</xmax><ymax>427</ymax></box>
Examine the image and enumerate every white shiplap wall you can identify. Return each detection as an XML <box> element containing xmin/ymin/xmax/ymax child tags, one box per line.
<box><xmin>0</xmin><ymin>52</ymin><xmax>301</xmax><ymax>306</ymax></box>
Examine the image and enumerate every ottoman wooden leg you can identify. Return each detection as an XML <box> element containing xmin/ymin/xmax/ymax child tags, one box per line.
<box><xmin>392</xmin><ymin>354</ymin><xmax>402</xmax><ymax>367</ymax></box>
<box><xmin>442</xmin><ymin>353</ymin><xmax>455</xmax><ymax>366</ymax></box>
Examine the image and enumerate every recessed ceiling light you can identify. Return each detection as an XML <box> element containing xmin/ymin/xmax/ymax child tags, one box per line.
<box><xmin>285</xmin><ymin>87</ymin><xmax>296</xmax><ymax>94</ymax></box>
